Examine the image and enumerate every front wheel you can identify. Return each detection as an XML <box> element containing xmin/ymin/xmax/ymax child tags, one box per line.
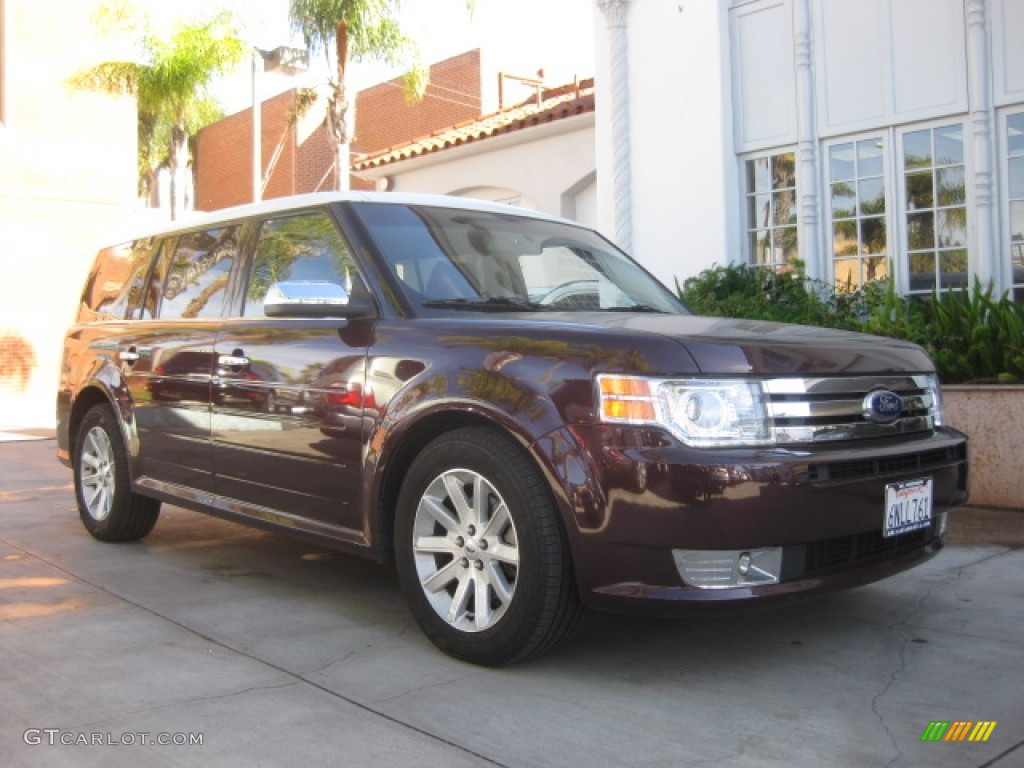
<box><xmin>74</xmin><ymin>404</ymin><xmax>160</xmax><ymax>542</ymax></box>
<box><xmin>395</xmin><ymin>427</ymin><xmax>581</xmax><ymax>665</ymax></box>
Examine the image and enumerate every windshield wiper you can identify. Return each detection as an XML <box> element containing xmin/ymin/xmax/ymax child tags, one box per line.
<box><xmin>421</xmin><ymin>297</ymin><xmax>553</xmax><ymax>312</ymax></box>
<box><xmin>601</xmin><ymin>304</ymin><xmax>669</xmax><ymax>313</ymax></box>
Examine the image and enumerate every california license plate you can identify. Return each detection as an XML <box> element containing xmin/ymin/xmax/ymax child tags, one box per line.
<box><xmin>883</xmin><ymin>478</ymin><xmax>933</xmax><ymax>538</ymax></box>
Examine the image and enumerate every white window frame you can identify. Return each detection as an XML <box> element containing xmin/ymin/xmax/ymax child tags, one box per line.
<box><xmin>998</xmin><ymin>106</ymin><xmax>1024</xmax><ymax>300</ymax></box>
<box><xmin>821</xmin><ymin>130</ymin><xmax>894</xmax><ymax>292</ymax></box>
<box><xmin>821</xmin><ymin>118</ymin><xmax>974</xmax><ymax>295</ymax></box>
<box><xmin>893</xmin><ymin>118</ymin><xmax>974</xmax><ymax>296</ymax></box>
<box><xmin>739</xmin><ymin>146</ymin><xmax>801</xmax><ymax>271</ymax></box>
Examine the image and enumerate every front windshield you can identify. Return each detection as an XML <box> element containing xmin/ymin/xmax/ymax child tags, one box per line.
<box><xmin>352</xmin><ymin>202</ymin><xmax>686</xmax><ymax>315</ymax></box>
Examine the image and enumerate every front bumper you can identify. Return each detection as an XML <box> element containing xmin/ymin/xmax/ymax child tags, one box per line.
<box><xmin>534</xmin><ymin>425</ymin><xmax>968</xmax><ymax>611</ymax></box>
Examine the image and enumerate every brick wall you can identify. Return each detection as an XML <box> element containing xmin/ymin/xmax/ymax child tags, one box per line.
<box><xmin>353</xmin><ymin>49</ymin><xmax>482</xmax><ymax>156</ymax></box>
<box><xmin>195</xmin><ymin>89</ymin><xmax>305</xmax><ymax>211</ymax></box>
<box><xmin>195</xmin><ymin>49</ymin><xmax>484</xmax><ymax>207</ymax></box>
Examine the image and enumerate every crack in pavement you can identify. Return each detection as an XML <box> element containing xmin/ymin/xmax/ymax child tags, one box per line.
<box><xmin>365</xmin><ymin>670</ymin><xmax>485</xmax><ymax>706</ymax></box>
<box><xmin>73</xmin><ymin>681</ymin><xmax>303</xmax><ymax>731</ymax></box>
<box><xmin>875</xmin><ymin>547</ymin><xmax>1014</xmax><ymax>768</ymax></box>
<box><xmin>977</xmin><ymin>737</ymin><xmax>1024</xmax><ymax>767</ymax></box>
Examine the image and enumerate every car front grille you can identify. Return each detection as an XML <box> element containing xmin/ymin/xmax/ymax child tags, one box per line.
<box><xmin>799</xmin><ymin>527</ymin><xmax>933</xmax><ymax>577</ymax></box>
<box><xmin>807</xmin><ymin>443</ymin><xmax>966</xmax><ymax>483</ymax></box>
<box><xmin>764</xmin><ymin>375</ymin><xmax>940</xmax><ymax>445</ymax></box>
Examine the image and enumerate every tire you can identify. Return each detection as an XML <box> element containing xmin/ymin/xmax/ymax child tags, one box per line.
<box><xmin>395</xmin><ymin>427</ymin><xmax>581</xmax><ymax>665</ymax></box>
<box><xmin>73</xmin><ymin>404</ymin><xmax>160</xmax><ymax>542</ymax></box>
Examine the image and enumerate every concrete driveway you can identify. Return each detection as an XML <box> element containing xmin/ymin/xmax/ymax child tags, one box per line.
<box><xmin>1</xmin><ymin>436</ymin><xmax>1021</xmax><ymax>767</ymax></box>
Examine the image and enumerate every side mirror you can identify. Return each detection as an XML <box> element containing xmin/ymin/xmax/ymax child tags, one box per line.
<box><xmin>263</xmin><ymin>281</ymin><xmax>372</xmax><ymax>318</ymax></box>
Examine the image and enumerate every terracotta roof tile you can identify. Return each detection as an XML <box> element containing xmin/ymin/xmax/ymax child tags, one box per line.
<box><xmin>353</xmin><ymin>79</ymin><xmax>595</xmax><ymax>171</ymax></box>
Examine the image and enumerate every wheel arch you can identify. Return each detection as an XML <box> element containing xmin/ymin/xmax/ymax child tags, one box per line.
<box><xmin>68</xmin><ymin>384</ymin><xmax>136</xmax><ymax>480</ymax></box>
<box><xmin>370</xmin><ymin>406</ymin><xmax>572</xmax><ymax>569</ymax></box>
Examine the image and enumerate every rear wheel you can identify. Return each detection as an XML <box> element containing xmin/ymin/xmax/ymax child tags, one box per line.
<box><xmin>74</xmin><ymin>404</ymin><xmax>160</xmax><ymax>542</ymax></box>
<box><xmin>395</xmin><ymin>427</ymin><xmax>581</xmax><ymax>665</ymax></box>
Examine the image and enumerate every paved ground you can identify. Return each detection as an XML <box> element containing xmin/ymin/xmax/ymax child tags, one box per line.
<box><xmin>1</xmin><ymin>435</ymin><xmax>1021</xmax><ymax>767</ymax></box>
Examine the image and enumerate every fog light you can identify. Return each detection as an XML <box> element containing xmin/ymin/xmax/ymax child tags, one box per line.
<box><xmin>673</xmin><ymin>547</ymin><xmax>783</xmax><ymax>589</ymax></box>
<box><xmin>737</xmin><ymin>552</ymin><xmax>752</xmax><ymax>576</ymax></box>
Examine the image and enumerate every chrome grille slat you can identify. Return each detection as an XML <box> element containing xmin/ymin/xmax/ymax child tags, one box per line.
<box><xmin>763</xmin><ymin>375</ymin><xmax>938</xmax><ymax>445</ymax></box>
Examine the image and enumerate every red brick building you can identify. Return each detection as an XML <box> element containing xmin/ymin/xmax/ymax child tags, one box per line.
<box><xmin>195</xmin><ymin>49</ymin><xmax>484</xmax><ymax>211</ymax></box>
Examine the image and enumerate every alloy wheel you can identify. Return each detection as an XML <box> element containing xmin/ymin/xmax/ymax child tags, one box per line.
<box><xmin>79</xmin><ymin>425</ymin><xmax>116</xmax><ymax>521</ymax></box>
<box><xmin>411</xmin><ymin>468</ymin><xmax>520</xmax><ymax>632</ymax></box>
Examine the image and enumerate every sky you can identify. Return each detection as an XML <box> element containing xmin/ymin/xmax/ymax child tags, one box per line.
<box><xmin>141</xmin><ymin>0</ymin><xmax>596</xmax><ymax>115</ymax></box>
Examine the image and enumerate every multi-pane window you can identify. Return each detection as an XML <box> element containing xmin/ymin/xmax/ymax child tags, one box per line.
<box><xmin>744</xmin><ymin>152</ymin><xmax>799</xmax><ymax>270</ymax></box>
<box><xmin>902</xmin><ymin>124</ymin><xmax>968</xmax><ymax>294</ymax></box>
<box><xmin>828</xmin><ymin>139</ymin><xmax>889</xmax><ymax>291</ymax></box>
<box><xmin>1008</xmin><ymin>112</ymin><xmax>1024</xmax><ymax>301</ymax></box>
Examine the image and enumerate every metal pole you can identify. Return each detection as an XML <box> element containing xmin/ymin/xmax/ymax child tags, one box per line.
<box><xmin>252</xmin><ymin>52</ymin><xmax>262</xmax><ymax>203</ymax></box>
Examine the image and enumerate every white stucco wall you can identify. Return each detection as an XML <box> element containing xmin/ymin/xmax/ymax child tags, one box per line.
<box><xmin>593</xmin><ymin>0</ymin><xmax>738</xmax><ymax>291</ymax></box>
<box><xmin>597</xmin><ymin>0</ymin><xmax>1024</xmax><ymax>299</ymax></box>
<box><xmin>0</xmin><ymin>0</ymin><xmax>139</xmax><ymax>428</ymax></box>
<box><xmin>357</xmin><ymin>115</ymin><xmax>598</xmax><ymax>228</ymax></box>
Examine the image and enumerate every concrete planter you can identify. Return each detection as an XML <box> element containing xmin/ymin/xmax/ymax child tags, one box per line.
<box><xmin>943</xmin><ymin>385</ymin><xmax>1024</xmax><ymax>510</ymax></box>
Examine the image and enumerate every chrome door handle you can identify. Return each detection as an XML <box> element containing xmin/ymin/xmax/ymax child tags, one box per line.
<box><xmin>119</xmin><ymin>349</ymin><xmax>140</xmax><ymax>364</ymax></box>
<box><xmin>218</xmin><ymin>354</ymin><xmax>249</xmax><ymax>367</ymax></box>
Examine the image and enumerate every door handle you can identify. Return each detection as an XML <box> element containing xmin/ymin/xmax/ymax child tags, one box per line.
<box><xmin>119</xmin><ymin>347</ymin><xmax>140</xmax><ymax>364</ymax></box>
<box><xmin>218</xmin><ymin>354</ymin><xmax>249</xmax><ymax>368</ymax></box>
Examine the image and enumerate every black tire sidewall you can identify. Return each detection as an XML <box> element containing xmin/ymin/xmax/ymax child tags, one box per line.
<box><xmin>395</xmin><ymin>428</ymin><xmax>563</xmax><ymax>665</ymax></box>
<box><xmin>73</xmin><ymin>404</ymin><xmax>157</xmax><ymax>541</ymax></box>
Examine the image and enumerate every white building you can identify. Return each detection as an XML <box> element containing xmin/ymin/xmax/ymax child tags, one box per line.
<box><xmin>0</xmin><ymin>0</ymin><xmax>138</xmax><ymax>428</ymax></box>
<box><xmin>593</xmin><ymin>0</ymin><xmax>1024</xmax><ymax>299</ymax></box>
<box><xmin>354</xmin><ymin>80</ymin><xmax>597</xmax><ymax>228</ymax></box>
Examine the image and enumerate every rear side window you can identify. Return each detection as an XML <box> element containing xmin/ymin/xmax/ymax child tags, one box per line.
<box><xmin>242</xmin><ymin>212</ymin><xmax>366</xmax><ymax>317</ymax></box>
<box><xmin>78</xmin><ymin>238</ymin><xmax>156</xmax><ymax>321</ymax></box>
<box><xmin>131</xmin><ymin>238</ymin><xmax>172</xmax><ymax>320</ymax></box>
<box><xmin>158</xmin><ymin>226</ymin><xmax>239</xmax><ymax>320</ymax></box>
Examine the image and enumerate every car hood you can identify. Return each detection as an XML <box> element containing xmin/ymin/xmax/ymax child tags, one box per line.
<box><xmin>544</xmin><ymin>312</ymin><xmax>935</xmax><ymax>376</ymax></box>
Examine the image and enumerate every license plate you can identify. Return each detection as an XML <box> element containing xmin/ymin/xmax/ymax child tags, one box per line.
<box><xmin>883</xmin><ymin>478</ymin><xmax>933</xmax><ymax>538</ymax></box>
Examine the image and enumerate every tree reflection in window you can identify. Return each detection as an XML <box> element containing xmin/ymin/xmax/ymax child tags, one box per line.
<box><xmin>159</xmin><ymin>226</ymin><xmax>239</xmax><ymax>319</ymax></box>
<box><xmin>903</xmin><ymin>124</ymin><xmax>968</xmax><ymax>295</ymax></box>
<box><xmin>744</xmin><ymin>152</ymin><xmax>799</xmax><ymax>272</ymax></box>
<box><xmin>1008</xmin><ymin>112</ymin><xmax>1024</xmax><ymax>302</ymax></box>
<box><xmin>244</xmin><ymin>213</ymin><xmax>364</xmax><ymax>317</ymax></box>
<box><xmin>828</xmin><ymin>138</ymin><xmax>889</xmax><ymax>292</ymax></box>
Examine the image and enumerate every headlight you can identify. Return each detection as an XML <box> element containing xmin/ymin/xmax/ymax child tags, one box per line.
<box><xmin>597</xmin><ymin>375</ymin><xmax>772</xmax><ymax>447</ymax></box>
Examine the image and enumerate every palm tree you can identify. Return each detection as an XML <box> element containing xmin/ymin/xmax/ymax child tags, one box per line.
<box><xmin>289</xmin><ymin>0</ymin><xmax>431</xmax><ymax>192</ymax></box>
<box><xmin>72</xmin><ymin>10</ymin><xmax>245</xmax><ymax>219</ymax></box>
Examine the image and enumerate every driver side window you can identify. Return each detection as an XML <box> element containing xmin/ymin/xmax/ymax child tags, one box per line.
<box><xmin>243</xmin><ymin>212</ymin><xmax>366</xmax><ymax>317</ymax></box>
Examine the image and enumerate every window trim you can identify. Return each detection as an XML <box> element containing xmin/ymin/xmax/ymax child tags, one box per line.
<box><xmin>820</xmin><ymin>117</ymin><xmax>974</xmax><ymax>295</ymax></box>
<box><xmin>821</xmin><ymin>130</ymin><xmax>894</xmax><ymax>292</ymax></box>
<box><xmin>892</xmin><ymin>117</ymin><xmax>973</xmax><ymax>296</ymax></box>
<box><xmin>998</xmin><ymin>106</ymin><xmax>1024</xmax><ymax>298</ymax></box>
<box><xmin>739</xmin><ymin>145</ymin><xmax>801</xmax><ymax>271</ymax></box>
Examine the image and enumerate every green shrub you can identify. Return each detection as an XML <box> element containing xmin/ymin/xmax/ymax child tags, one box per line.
<box><xmin>677</xmin><ymin>263</ymin><xmax>1024</xmax><ymax>384</ymax></box>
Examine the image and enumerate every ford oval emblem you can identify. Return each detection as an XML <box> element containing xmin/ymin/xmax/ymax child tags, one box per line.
<box><xmin>863</xmin><ymin>389</ymin><xmax>903</xmax><ymax>423</ymax></box>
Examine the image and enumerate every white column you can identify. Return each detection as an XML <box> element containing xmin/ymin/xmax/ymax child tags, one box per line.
<box><xmin>793</xmin><ymin>0</ymin><xmax>822</xmax><ymax>282</ymax></box>
<box><xmin>965</xmin><ymin>0</ymin><xmax>1000</xmax><ymax>291</ymax></box>
<box><xmin>597</xmin><ymin>0</ymin><xmax>633</xmax><ymax>253</ymax></box>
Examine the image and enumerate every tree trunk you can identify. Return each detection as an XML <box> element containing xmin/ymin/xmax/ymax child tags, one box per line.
<box><xmin>336</xmin><ymin>142</ymin><xmax>351</xmax><ymax>192</ymax></box>
<box><xmin>331</xmin><ymin>20</ymin><xmax>351</xmax><ymax>192</ymax></box>
<box><xmin>168</xmin><ymin>122</ymin><xmax>190</xmax><ymax>220</ymax></box>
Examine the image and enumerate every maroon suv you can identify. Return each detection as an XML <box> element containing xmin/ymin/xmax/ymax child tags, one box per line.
<box><xmin>57</xmin><ymin>192</ymin><xmax>969</xmax><ymax>665</ymax></box>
